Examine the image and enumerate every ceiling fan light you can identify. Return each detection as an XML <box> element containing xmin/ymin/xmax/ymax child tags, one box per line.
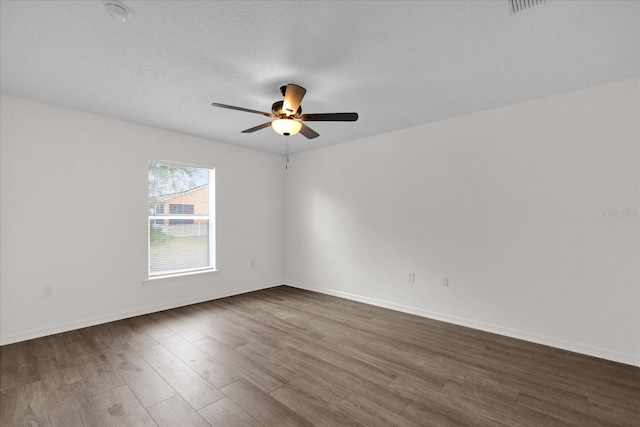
<box><xmin>271</xmin><ymin>119</ymin><xmax>302</xmax><ymax>136</ymax></box>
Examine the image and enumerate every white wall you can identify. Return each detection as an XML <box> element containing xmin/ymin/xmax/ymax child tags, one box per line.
<box><xmin>284</xmin><ymin>78</ymin><xmax>640</xmax><ymax>366</ymax></box>
<box><xmin>0</xmin><ymin>94</ymin><xmax>284</xmax><ymax>344</ymax></box>
<box><xmin>2</xmin><ymin>79</ymin><xmax>639</xmax><ymax>367</ymax></box>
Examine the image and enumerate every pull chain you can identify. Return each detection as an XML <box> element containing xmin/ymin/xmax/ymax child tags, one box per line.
<box><xmin>285</xmin><ymin>136</ymin><xmax>290</xmax><ymax>170</ymax></box>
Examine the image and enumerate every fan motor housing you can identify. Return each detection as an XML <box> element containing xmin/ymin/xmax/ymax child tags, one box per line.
<box><xmin>272</xmin><ymin>101</ymin><xmax>301</xmax><ymax>117</ymax></box>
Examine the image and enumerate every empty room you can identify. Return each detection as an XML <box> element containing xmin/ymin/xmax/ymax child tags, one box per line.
<box><xmin>1</xmin><ymin>1</ymin><xmax>638</xmax><ymax>426</ymax></box>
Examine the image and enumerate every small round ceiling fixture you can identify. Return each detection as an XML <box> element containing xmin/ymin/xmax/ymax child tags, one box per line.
<box><xmin>104</xmin><ymin>1</ymin><xmax>131</xmax><ymax>23</ymax></box>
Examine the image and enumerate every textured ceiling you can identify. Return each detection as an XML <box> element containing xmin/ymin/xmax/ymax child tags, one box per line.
<box><xmin>1</xmin><ymin>0</ymin><xmax>638</xmax><ymax>155</ymax></box>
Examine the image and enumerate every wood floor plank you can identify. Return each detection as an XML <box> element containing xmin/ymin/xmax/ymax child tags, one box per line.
<box><xmin>316</xmin><ymin>336</ymin><xmax>449</xmax><ymax>390</ymax></box>
<box><xmin>235</xmin><ymin>342</ymin><xmax>300</xmax><ymax>382</ymax></box>
<box><xmin>199</xmin><ymin>397</ymin><xmax>264</xmax><ymax>427</ymax></box>
<box><xmin>0</xmin><ymin>380</ymin><xmax>51</xmax><ymax>426</ymax></box>
<box><xmin>60</xmin><ymin>329</ymin><xmax>103</xmax><ymax>366</ymax></box>
<box><xmin>176</xmin><ymin>307</ymin><xmax>250</xmax><ymax>349</ymax></box>
<box><xmin>91</xmin><ymin>384</ymin><xmax>156</xmax><ymax>427</ymax></box>
<box><xmin>46</xmin><ymin>381</ymin><xmax>106</xmax><ymax>427</ymax></box>
<box><xmin>0</xmin><ymin>341</ymin><xmax>41</xmax><ymax>391</ymax></box>
<box><xmin>114</xmin><ymin>320</ymin><xmax>160</xmax><ymax>351</ymax></box>
<box><xmin>298</xmin><ymin>315</ymin><xmax>377</xmax><ymax>347</ymax></box>
<box><xmin>366</xmin><ymin>318</ymin><xmax>472</xmax><ymax>355</ymax></box>
<box><xmin>401</xmin><ymin>394</ymin><xmax>505</xmax><ymax>427</ymax></box>
<box><xmin>193</xmin><ymin>337</ymin><xmax>286</xmax><ymax>393</ymax></box>
<box><xmin>276</xmin><ymin>346</ymin><xmax>412</xmax><ymax>414</ymax></box>
<box><xmin>207</xmin><ymin>301</ymin><xmax>297</xmax><ymax>352</ymax></box>
<box><xmin>137</xmin><ymin>344</ymin><xmax>224</xmax><ymax>410</ymax></box>
<box><xmin>270</xmin><ymin>300</ymin><xmax>400</xmax><ymax>348</ymax></box>
<box><xmin>217</xmin><ymin>297</ymin><xmax>327</xmax><ymax>344</ymax></box>
<box><xmin>78</xmin><ymin>356</ymin><xmax>125</xmax><ymax>397</ymax></box>
<box><xmin>237</xmin><ymin>341</ymin><xmax>347</xmax><ymax>406</ymax></box>
<box><xmin>587</xmin><ymin>393</ymin><xmax>640</xmax><ymax>427</ymax></box>
<box><xmin>517</xmin><ymin>392</ymin><xmax>620</xmax><ymax>427</ymax></box>
<box><xmin>149</xmin><ymin>310</ymin><xmax>209</xmax><ymax>342</ymax></box>
<box><xmin>453</xmin><ymin>346</ymin><xmax>593</xmax><ymax>411</ymax></box>
<box><xmin>530</xmin><ymin>349</ymin><xmax>640</xmax><ymax>404</ymax></box>
<box><xmin>90</xmin><ymin>322</ymin><xmax>129</xmax><ymax>351</ymax></box>
<box><xmin>296</xmin><ymin>340</ymin><xmax>396</xmax><ymax>387</ymax></box>
<box><xmin>270</xmin><ymin>382</ymin><xmax>366</xmax><ymax>427</ymax></box>
<box><xmin>101</xmin><ymin>344</ymin><xmax>177</xmax><ymax>408</ymax></box>
<box><xmin>127</xmin><ymin>315</ymin><xmax>176</xmax><ymax>341</ymax></box>
<box><xmin>195</xmin><ymin>319</ymin><xmax>250</xmax><ymax>349</ymax></box>
<box><xmin>397</xmin><ymin>374</ymin><xmax>572</xmax><ymax>427</ymax></box>
<box><xmin>159</xmin><ymin>334</ymin><xmax>242</xmax><ymax>388</ymax></box>
<box><xmin>32</xmin><ymin>336</ymin><xmax>73</xmax><ymax>374</ymax></box>
<box><xmin>147</xmin><ymin>394</ymin><xmax>210</xmax><ymax>427</ymax></box>
<box><xmin>440</xmin><ymin>378</ymin><xmax>519</xmax><ymax>407</ymax></box>
<box><xmin>219</xmin><ymin>379</ymin><xmax>314</xmax><ymax>427</ymax></box>
<box><xmin>40</xmin><ymin>366</ymin><xmax>83</xmax><ymax>392</ymax></box>
<box><xmin>268</xmin><ymin>347</ymin><xmax>353</xmax><ymax>403</ymax></box>
<box><xmin>286</xmin><ymin>375</ymin><xmax>347</xmax><ymax>406</ymax></box>
<box><xmin>337</xmin><ymin>392</ymin><xmax>422</xmax><ymax>427</ymax></box>
<box><xmin>535</xmin><ymin>347</ymin><xmax>640</xmax><ymax>381</ymax></box>
<box><xmin>386</xmin><ymin>374</ymin><xmax>450</xmax><ymax>401</ymax></box>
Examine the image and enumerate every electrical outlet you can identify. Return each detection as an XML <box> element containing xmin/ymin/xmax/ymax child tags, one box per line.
<box><xmin>251</xmin><ymin>260</ymin><xmax>256</xmax><ymax>268</ymax></box>
<box><xmin>408</xmin><ymin>272</ymin><xmax>415</xmax><ymax>283</ymax></box>
<box><xmin>43</xmin><ymin>285</ymin><xmax>53</xmax><ymax>297</ymax></box>
<box><xmin>442</xmin><ymin>277</ymin><xmax>449</xmax><ymax>287</ymax></box>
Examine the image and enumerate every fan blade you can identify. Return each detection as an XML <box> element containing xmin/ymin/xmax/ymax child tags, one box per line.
<box><xmin>241</xmin><ymin>122</ymin><xmax>272</xmax><ymax>133</ymax></box>
<box><xmin>282</xmin><ymin>84</ymin><xmax>306</xmax><ymax>116</ymax></box>
<box><xmin>212</xmin><ymin>103</ymin><xmax>276</xmax><ymax>118</ymax></box>
<box><xmin>299</xmin><ymin>123</ymin><xmax>319</xmax><ymax>139</ymax></box>
<box><xmin>300</xmin><ymin>112</ymin><xmax>358</xmax><ymax>122</ymax></box>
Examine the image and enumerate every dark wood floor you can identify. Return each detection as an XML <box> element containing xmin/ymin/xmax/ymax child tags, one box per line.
<box><xmin>1</xmin><ymin>286</ymin><xmax>638</xmax><ymax>426</ymax></box>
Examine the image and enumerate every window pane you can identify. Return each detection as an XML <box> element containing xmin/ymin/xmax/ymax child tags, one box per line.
<box><xmin>149</xmin><ymin>221</ymin><xmax>210</xmax><ymax>273</ymax></box>
<box><xmin>169</xmin><ymin>204</ymin><xmax>195</xmax><ymax>215</ymax></box>
<box><xmin>148</xmin><ymin>161</ymin><xmax>213</xmax><ymax>276</ymax></box>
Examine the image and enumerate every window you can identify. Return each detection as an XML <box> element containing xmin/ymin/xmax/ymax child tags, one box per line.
<box><xmin>150</xmin><ymin>203</ymin><xmax>164</xmax><ymax>215</ymax></box>
<box><xmin>169</xmin><ymin>204</ymin><xmax>194</xmax><ymax>215</ymax></box>
<box><xmin>148</xmin><ymin>161</ymin><xmax>215</xmax><ymax>277</ymax></box>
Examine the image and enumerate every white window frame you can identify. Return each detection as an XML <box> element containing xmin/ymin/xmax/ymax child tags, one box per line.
<box><xmin>147</xmin><ymin>160</ymin><xmax>216</xmax><ymax>281</ymax></box>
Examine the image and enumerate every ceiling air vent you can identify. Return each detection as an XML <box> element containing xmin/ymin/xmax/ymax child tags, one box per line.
<box><xmin>509</xmin><ymin>0</ymin><xmax>547</xmax><ymax>14</ymax></box>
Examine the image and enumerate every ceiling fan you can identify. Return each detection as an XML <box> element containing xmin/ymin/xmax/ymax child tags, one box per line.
<box><xmin>211</xmin><ymin>84</ymin><xmax>358</xmax><ymax>139</ymax></box>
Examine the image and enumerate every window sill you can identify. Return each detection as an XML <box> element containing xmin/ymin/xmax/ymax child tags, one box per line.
<box><xmin>142</xmin><ymin>268</ymin><xmax>218</xmax><ymax>285</ymax></box>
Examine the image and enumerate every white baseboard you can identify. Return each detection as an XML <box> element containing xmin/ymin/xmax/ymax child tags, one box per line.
<box><xmin>0</xmin><ymin>281</ymin><xmax>281</xmax><ymax>346</ymax></box>
<box><xmin>4</xmin><ymin>280</ymin><xmax>637</xmax><ymax>367</ymax></box>
<box><xmin>284</xmin><ymin>281</ymin><xmax>639</xmax><ymax>367</ymax></box>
